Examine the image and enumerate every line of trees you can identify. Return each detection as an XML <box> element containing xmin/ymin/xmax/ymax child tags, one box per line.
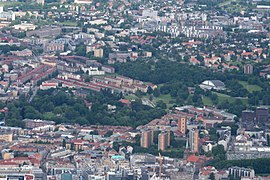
<box><xmin>213</xmin><ymin>158</ymin><xmax>270</xmax><ymax>174</ymax></box>
<box><xmin>4</xmin><ymin>89</ymin><xmax>166</xmax><ymax>128</ymax></box>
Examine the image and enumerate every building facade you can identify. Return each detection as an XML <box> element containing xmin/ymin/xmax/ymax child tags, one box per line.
<box><xmin>256</xmin><ymin>107</ymin><xmax>269</xmax><ymax>124</ymax></box>
<box><xmin>241</xmin><ymin>110</ymin><xmax>255</xmax><ymax>128</ymax></box>
<box><xmin>178</xmin><ymin>116</ymin><xmax>187</xmax><ymax>134</ymax></box>
<box><xmin>140</xmin><ymin>130</ymin><xmax>154</xmax><ymax>148</ymax></box>
<box><xmin>0</xmin><ymin>132</ymin><xmax>12</xmax><ymax>142</ymax></box>
<box><xmin>189</xmin><ymin>128</ymin><xmax>199</xmax><ymax>153</ymax></box>
<box><xmin>158</xmin><ymin>132</ymin><xmax>169</xmax><ymax>151</ymax></box>
<box><xmin>243</xmin><ymin>64</ymin><xmax>253</xmax><ymax>74</ymax></box>
<box><xmin>228</xmin><ymin>166</ymin><xmax>255</xmax><ymax>179</ymax></box>
<box><xmin>23</xmin><ymin>119</ymin><xmax>56</xmax><ymax>129</ymax></box>
<box><xmin>94</xmin><ymin>49</ymin><xmax>104</xmax><ymax>58</ymax></box>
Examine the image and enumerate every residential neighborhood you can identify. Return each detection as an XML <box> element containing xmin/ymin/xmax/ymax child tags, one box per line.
<box><xmin>0</xmin><ymin>0</ymin><xmax>270</xmax><ymax>179</ymax></box>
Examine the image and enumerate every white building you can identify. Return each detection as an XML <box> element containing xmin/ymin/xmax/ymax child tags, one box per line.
<box><xmin>0</xmin><ymin>11</ymin><xmax>15</xmax><ymax>21</ymax></box>
<box><xmin>88</xmin><ymin>19</ymin><xmax>107</xmax><ymax>25</ymax></box>
<box><xmin>142</xmin><ymin>9</ymin><xmax>158</xmax><ymax>19</ymax></box>
<box><xmin>82</xmin><ymin>67</ymin><xmax>105</xmax><ymax>76</ymax></box>
<box><xmin>58</xmin><ymin>73</ymin><xmax>81</xmax><ymax>80</ymax></box>
<box><xmin>40</xmin><ymin>82</ymin><xmax>58</xmax><ymax>90</ymax></box>
<box><xmin>202</xmin><ymin>141</ymin><xmax>216</xmax><ymax>152</ymax></box>
<box><xmin>217</xmin><ymin>126</ymin><xmax>231</xmax><ymax>151</ymax></box>
<box><xmin>199</xmin><ymin>80</ymin><xmax>225</xmax><ymax>90</ymax></box>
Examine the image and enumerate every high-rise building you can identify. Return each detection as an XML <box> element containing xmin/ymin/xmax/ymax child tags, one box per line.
<box><xmin>241</xmin><ymin>110</ymin><xmax>255</xmax><ymax>126</ymax></box>
<box><xmin>158</xmin><ymin>132</ymin><xmax>169</xmax><ymax>151</ymax></box>
<box><xmin>189</xmin><ymin>128</ymin><xmax>199</xmax><ymax>153</ymax></box>
<box><xmin>256</xmin><ymin>107</ymin><xmax>269</xmax><ymax>124</ymax></box>
<box><xmin>243</xmin><ymin>64</ymin><xmax>253</xmax><ymax>74</ymax></box>
<box><xmin>167</xmin><ymin>127</ymin><xmax>171</xmax><ymax>146</ymax></box>
<box><xmin>140</xmin><ymin>130</ymin><xmax>153</xmax><ymax>148</ymax></box>
<box><xmin>178</xmin><ymin>117</ymin><xmax>187</xmax><ymax>134</ymax></box>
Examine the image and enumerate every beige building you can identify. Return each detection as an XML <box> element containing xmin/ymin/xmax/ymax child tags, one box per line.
<box><xmin>94</xmin><ymin>49</ymin><xmax>104</xmax><ymax>58</ymax></box>
<box><xmin>44</xmin><ymin>43</ymin><xmax>64</xmax><ymax>53</ymax></box>
<box><xmin>145</xmin><ymin>51</ymin><xmax>152</xmax><ymax>57</ymax></box>
<box><xmin>66</xmin><ymin>140</ymin><xmax>85</xmax><ymax>151</ymax></box>
<box><xmin>158</xmin><ymin>132</ymin><xmax>170</xmax><ymax>151</ymax></box>
<box><xmin>11</xmin><ymin>49</ymin><xmax>32</xmax><ymax>57</ymax></box>
<box><xmin>140</xmin><ymin>130</ymin><xmax>154</xmax><ymax>148</ymax></box>
<box><xmin>178</xmin><ymin>117</ymin><xmax>187</xmax><ymax>134</ymax></box>
<box><xmin>13</xmin><ymin>23</ymin><xmax>36</xmax><ymax>31</ymax></box>
<box><xmin>2</xmin><ymin>152</ymin><xmax>13</xmax><ymax>159</ymax></box>
<box><xmin>0</xmin><ymin>132</ymin><xmax>12</xmax><ymax>142</ymax></box>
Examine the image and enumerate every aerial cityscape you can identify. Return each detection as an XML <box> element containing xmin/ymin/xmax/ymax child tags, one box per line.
<box><xmin>0</xmin><ymin>0</ymin><xmax>270</xmax><ymax>179</ymax></box>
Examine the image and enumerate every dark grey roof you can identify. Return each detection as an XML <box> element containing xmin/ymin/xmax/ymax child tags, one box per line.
<box><xmin>210</xmin><ymin>80</ymin><xmax>225</xmax><ymax>87</ymax></box>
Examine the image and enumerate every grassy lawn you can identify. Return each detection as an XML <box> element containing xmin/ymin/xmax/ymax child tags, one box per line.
<box><xmin>236</xmin><ymin>97</ymin><xmax>248</xmax><ymax>105</ymax></box>
<box><xmin>124</xmin><ymin>94</ymin><xmax>139</xmax><ymax>101</ymax></box>
<box><xmin>138</xmin><ymin>93</ymin><xmax>176</xmax><ymax>109</ymax></box>
<box><xmin>58</xmin><ymin>21</ymin><xmax>77</xmax><ymax>26</ymax></box>
<box><xmin>35</xmin><ymin>20</ymin><xmax>54</xmax><ymax>27</ymax></box>
<box><xmin>124</xmin><ymin>93</ymin><xmax>175</xmax><ymax>109</ymax></box>
<box><xmin>238</xmin><ymin>81</ymin><xmax>262</xmax><ymax>93</ymax></box>
<box><xmin>202</xmin><ymin>96</ymin><xmax>213</xmax><ymax>106</ymax></box>
<box><xmin>256</xmin><ymin>174</ymin><xmax>270</xmax><ymax>176</ymax></box>
<box><xmin>152</xmin><ymin>94</ymin><xmax>173</xmax><ymax>104</ymax></box>
<box><xmin>214</xmin><ymin>92</ymin><xmax>248</xmax><ymax>104</ymax></box>
<box><xmin>202</xmin><ymin>92</ymin><xmax>248</xmax><ymax>106</ymax></box>
<box><xmin>219</xmin><ymin>0</ymin><xmax>237</xmax><ymax>7</ymax></box>
<box><xmin>213</xmin><ymin>92</ymin><xmax>235</xmax><ymax>103</ymax></box>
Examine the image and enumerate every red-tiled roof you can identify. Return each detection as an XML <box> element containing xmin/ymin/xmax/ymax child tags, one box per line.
<box><xmin>187</xmin><ymin>154</ymin><xmax>200</xmax><ymax>163</ymax></box>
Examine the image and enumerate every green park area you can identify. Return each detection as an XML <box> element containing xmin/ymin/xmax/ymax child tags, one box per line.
<box><xmin>125</xmin><ymin>93</ymin><xmax>175</xmax><ymax>109</ymax></box>
<box><xmin>218</xmin><ymin>0</ymin><xmax>237</xmax><ymax>7</ymax></box>
<box><xmin>58</xmin><ymin>21</ymin><xmax>77</xmax><ymax>26</ymax></box>
<box><xmin>218</xmin><ymin>0</ymin><xmax>252</xmax><ymax>13</ymax></box>
<box><xmin>238</xmin><ymin>81</ymin><xmax>262</xmax><ymax>93</ymax></box>
<box><xmin>202</xmin><ymin>96</ymin><xmax>213</xmax><ymax>106</ymax></box>
<box><xmin>152</xmin><ymin>94</ymin><xmax>175</xmax><ymax>107</ymax></box>
<box><xmin>126</xmin><ymin>79</ymin><xmax>260</xmax><ymax>109</ymax></box>
<box><xmin>202</xmin><ymin>92</ymin><xmax>248</xmax><ymax>106</ymax></box>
